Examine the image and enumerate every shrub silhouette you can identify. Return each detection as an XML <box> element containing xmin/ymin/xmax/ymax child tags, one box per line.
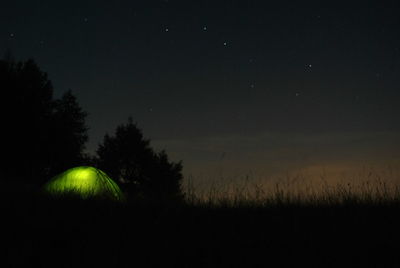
<box><xmin>96</xmin><ymin>117</ymin><xmax>184</xmax><ymax>203</ymax></box>
<box><xmin>1</xmin><ymin>56</ymin><xmax>88</xmax><ymax>185</ymax></box>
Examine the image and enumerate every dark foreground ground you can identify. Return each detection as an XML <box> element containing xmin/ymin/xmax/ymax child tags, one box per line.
<box><xmin>3</xmin><ymin>191</ymin><xmax>400</xmax><ymax>268</ymax></box>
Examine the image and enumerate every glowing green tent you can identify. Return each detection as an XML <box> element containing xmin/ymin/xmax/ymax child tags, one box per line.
<box><xmin>43</xmin><ymin>166</ymin><xmax>125</xmax><ymax>202</ymax></box>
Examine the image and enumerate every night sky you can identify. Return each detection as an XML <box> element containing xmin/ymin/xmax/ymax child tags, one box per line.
<box><xmin>2</xmin><ymin>1</ymin><xmax>400</xmax><ymax>186</ymax></box>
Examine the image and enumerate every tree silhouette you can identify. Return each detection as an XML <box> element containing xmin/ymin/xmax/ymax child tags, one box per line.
<box><xmin>1</xmin><ymin>57</ymin><xmax>88</xmax><ymax>185</ymax></box>
<box><xmin>49</xmin><ymin>90</ymin><xmax>88</xmax><ymax>173</ymax></box>
<box><xmin>96</xmin><ymin>118</ymin><xmax>184</xmax><ymax>203</ymax></box>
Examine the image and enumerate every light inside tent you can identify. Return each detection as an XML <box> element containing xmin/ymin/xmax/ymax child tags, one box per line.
<box><xmin>44</xmin><ymin>166</ymin><xmax>125</xmax><ymax>201</ymax></box>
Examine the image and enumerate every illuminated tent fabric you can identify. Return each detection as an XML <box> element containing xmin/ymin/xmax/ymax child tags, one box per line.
<box><xmin>43</xmin><ymin>166</ymin><xmax>125</xmax><ymax>201</ymax></box>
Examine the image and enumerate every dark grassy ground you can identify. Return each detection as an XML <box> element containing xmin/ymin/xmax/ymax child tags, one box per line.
<box><xmin>3</xmin><ymin>187</ymin><xmax>400</xmax><ymax>268</ymax></box>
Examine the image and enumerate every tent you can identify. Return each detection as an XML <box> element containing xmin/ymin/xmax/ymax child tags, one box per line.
<box><xmin>43</xmin><ymin>166</ymin><xmax>125</xmax><ymax>202</ymax></box>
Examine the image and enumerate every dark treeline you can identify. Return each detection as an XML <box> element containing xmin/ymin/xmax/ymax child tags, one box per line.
<box><xmin>1</xmin><ymin>56</ymin><xmax>183</xmax><ymax>203</ymax></box>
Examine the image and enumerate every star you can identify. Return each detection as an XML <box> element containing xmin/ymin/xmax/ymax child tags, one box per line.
<box><xmin>203</xmin><ymin>26</ymin><xmax>207</xmax><ymax>31</ymax></box>
<box><xmin>295</xmin><ymin>92</ymin><xmax>300</xmax><ymax>97</ymax></box>
<box><xmin>10</xmin><ymin>33</ymin><xmax>15</xmax><ymax>38</ymax></box>
<box><xmin>84</xmin><ymin>17</ymin><xmax>88</xmax><ymax>22</ymax></box>
<box><xmin>165</xmin><ymin>28</ymin><xmax>169</xmax><ymax>32</ymax></box>
<box><xmin>223</xmin><ymin>42</ymin><xmax>227</xmax><ymax>46</ymax></box>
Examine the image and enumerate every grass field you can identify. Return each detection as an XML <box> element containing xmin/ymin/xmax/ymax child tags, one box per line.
<box><xmin>3</xmin><ymin>174</ymin><xmax>400</xmax><ymax>267</ymax></box>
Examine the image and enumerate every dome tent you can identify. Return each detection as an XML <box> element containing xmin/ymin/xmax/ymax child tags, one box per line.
<box><xmin>43</xmin><ymin>166</ymin><xmax>125</xmax><ymax>202</ymax></box>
